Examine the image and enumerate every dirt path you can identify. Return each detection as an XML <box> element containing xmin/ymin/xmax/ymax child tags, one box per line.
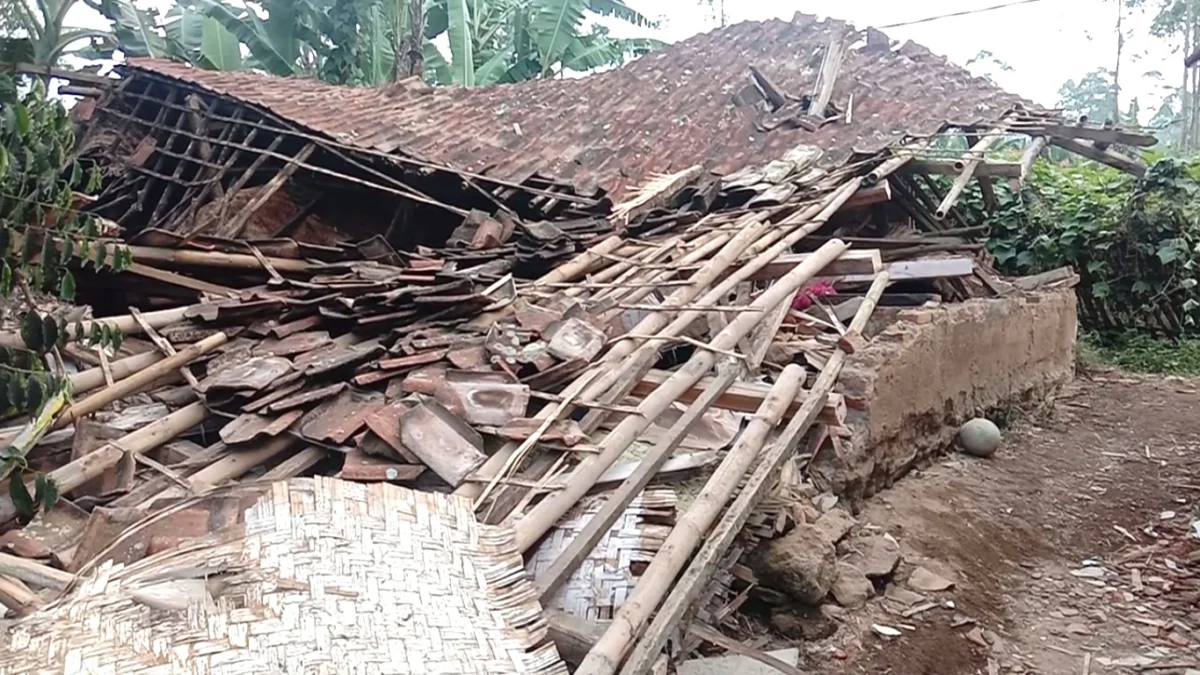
<box><xmin>802</xmin><ymin>370</ymin><xmax>1200</xmax><ymax>675</ymax></box>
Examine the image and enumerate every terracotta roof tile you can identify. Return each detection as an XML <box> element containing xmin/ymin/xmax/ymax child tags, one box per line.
<box><xmin>125</xmin><ymin>13</ymin><xmax>1032</xmax><ymax>199</ymax></box>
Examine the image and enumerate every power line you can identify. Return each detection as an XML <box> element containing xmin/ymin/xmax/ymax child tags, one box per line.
<box><xmin>878</xmin><ymin>0</ymin><xmax>1047</xmax><ymax>29</ymax></box>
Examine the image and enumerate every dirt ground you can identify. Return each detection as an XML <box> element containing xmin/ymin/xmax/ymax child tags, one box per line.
<box><xmin>802</xmin><ymin>368</ymin><xmax>1200</xmax><ymax>675</ymax></box>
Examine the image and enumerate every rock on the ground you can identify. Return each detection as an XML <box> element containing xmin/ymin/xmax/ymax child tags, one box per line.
<box><xmin>751</xmin><ymin>524</ymin><xmax>837</xmax><ymax>604</ymax></box>
<box><xmin>847</xmin><ymin>535</ymin><xmax>902</xmax><ymax>578</ymax></box>
<box><xmin>770</xmin><ymin>607</ymin><xmax>839</xmax><ymax>641</ymax></box>
<box><xmin>907</xmin><ymin>565</ymin><xmax>956</xmax><ymax>592</ymax></box>
<box><xmin>884</xmin><ymin>584</ymin><xmax>927</xmax><ymax>606</ymax></box>
<box><xmin>812</xmin><ymin>508</ymin><xmax>857</xmax><ymax>545</ymax></box>
<box><xmin>831</xmin><ymin>562</ymin><xmax>873</xmax><ymax>609</ymax></box>
<box><xmin>959</xmin><ymin>418</ymin><xmax>1002</xmax><ymax>458</ymax></box>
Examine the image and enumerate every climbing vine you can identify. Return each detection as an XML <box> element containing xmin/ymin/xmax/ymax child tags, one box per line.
<box><xmin>941</xmin><ymin>154</ymin><xmax>1200</xmax><ymax>336</ymax></box>
<box><xmin>1</xmin><ymin>71</ymin><xmax>132</xmax><ymax>520</ymax></box>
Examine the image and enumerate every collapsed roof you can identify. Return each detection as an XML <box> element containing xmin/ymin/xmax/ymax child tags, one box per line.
<box><xmin>122</xmin><ymin>12</ymin><xmax>1031</xmax><ymax>199</ymax></box>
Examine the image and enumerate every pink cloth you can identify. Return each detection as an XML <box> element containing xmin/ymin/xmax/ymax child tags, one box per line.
<box><xmin>791</xmin><ymin>280</ymin><xmax>837</xmax><ymax>311</ymax></box>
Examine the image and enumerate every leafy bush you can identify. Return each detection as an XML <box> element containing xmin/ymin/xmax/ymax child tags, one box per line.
<box><xmin>1</xmin><ymin>71</ymin><xmax>131</xmax><ymax>519</ymax></box>
<box><xmin>966</xmin><ymin>154</ymin><xmax>1200</xmax><ymax>335</ymax></box>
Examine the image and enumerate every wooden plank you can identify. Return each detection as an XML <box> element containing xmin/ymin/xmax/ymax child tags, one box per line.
<box><xmin>1049</xmin><ymin>136</ymin><xmax>1146</xmax><ymax>177</ymax></box>
<box><xmin>632</xmin><ymin>370</ymin><xmax>845</xmax><ymax>425</ymax></box>
<box><xmin>835</xmin><ymin>257</ymin><xmax>973</xmax><ymax>284</ymax></box>
<box><xmin>1025</xmin><ymin>123</ymin><xmax>1157</xmax><ymax>148</ymax></box>
<box><xmin>745</xmin><ymin>249</ymin><xmax>882</xmax><ymax>282</ymax></box>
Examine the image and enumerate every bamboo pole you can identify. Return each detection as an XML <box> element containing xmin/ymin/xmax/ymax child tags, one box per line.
<box><xmin>141</xmin><ymin>435</ymin><xmax>302</xmax><ymax>506</ymax></box>
<box><xmin>0</xmin><ymin>402</ymin><xmax>209</xmax><ymax>523</ymax></box>
<box><xmin>936</xmin><ymin>130</ymin><xmax>1004</xmax><ymax>219</ymax></box>
<box><xmin>511</xmin><ymin>239</ymin><xmax>850</xmax><ymax>553</ymax></box>
<box><xmin>53</xmin><ymin>332</ymin><xmax>226</xmax><ymax>429</ymax></box>
<box><xmin>534</xmin><ymin>236</ymin><xmax>626</xmax><ymax>287</ymax></box>
<box><xmin>618</xmin><ymin>272</ymin><xmax>891</xmax><ymax>675</ymax></box>
<box><xmin>455</xmin><ymin>217</ymin><xmax>775</xmax><ymax>502</ymax></box>
<box><xmin>534</xmin><ymin>359</ymin><xmax>743</xmax><ymax>599</ymax></box>
<box><xmin>0</xmin><ymin>575</ymin><xmax>39</xmax><ymax>612</ymax></box>
<box><xmin>573</xmin><ymin>365</ymin><xmax>804</xmax><ymax>675</ymax></box>
<box><xmin>1018</xmin><ymin>136</ymin><xmax>1049</xmax><ymax>187</ymax></box>
<box><xmin>0</xmin><ymin>553</ymin><xmax>72</xmax><ymax>591</ymax></box>
<box><xmin>0</xmin><ymin>305</ymin><xmax>197</xmax><ymax>349</ymax></box>
<box><xmin>125</xmin><ymin>245</ymin><xmax>310</xmax><ymax>273</ymax></box>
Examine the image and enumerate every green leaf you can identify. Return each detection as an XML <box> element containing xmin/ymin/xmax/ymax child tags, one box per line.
<box><xmin>1157</xmin><ymin>244</ymin><xmax>1180</xmax><ymax>265</ymax></box>
<box><xmin>529</xmin><ymin>0</ymin><xmax>587</xmax><ymax>76</ymax></box>
<box><xmin>34</xmin><ymin>473</ymin><xmax>58</xmax><ymax>512</ymax></box>
<box><xmin>59</xmin><ymin>270</ymin><xmax>76</xmax><ymax>301</ymax></box>
<box><xmin>40</xmin><ymin>315</ymin><xmax>58</xmax><ymax>352</ymax></box>
<box><xmin>192</xmin><ymin>0</ymin><xmax>298</xmax><ymax>76</ymax></box>
<box><xmin>1182</xmin><ymin>278</ymin><xmax>1198</xmax><ymax>290</ymax></box>
<box><xmin>97</xmin><ymin>0</ymin><xmax>170</xmax><ymax>58</ymax></box>
<box><xmin>93</xmin><ymin>242</ymin><xmax>107</xmax><ymax>269</ymax></box>
<box><xmin>24</xmin><ymin>375</ymin><xmax>43</xmax><ymax>412</ymax></box>
<box><xmin>9</xmin><ymin>473</ymin><xmax>35</xmax><ymax>521</ymax></box>
<box><xmin>20</xmin><ymin>313</ymin><xmax>44</xmax><ymax>353</ymax></box>
<box><xmin>21</xmin><ymin>229</ymin><xmax>38</xmax><ymax>265</ymax></box>
<box><xmin>1132</xmin><ymin>280</ymin><xmax>1153</xmax><ymax>294</ymax></box>
<box><xmin>1091</xmin><ymin>281</ymin><xmax>1112</xmax><ymax>299</ymax></box>
<box><xmin>12</xmin><ymin>104</ymin><xmax>31</xmax><ymax>135</ymax></box>
<box><xmin>200</xmin><ymin>16</ymin><xmax>243</xmax><ymax>70</ymax></box>
<box><xmin>7</xmin><ymin>374</ymin><xmax>24</xmax><ymax>414</ymax></box>
<box><xmin>445</xmin><ymin>0</ymin><xmax>475</xmax><ymax>85</ymax></box>
<box><xmin>1185</xmin><ymin>298</ymin><xmax>1200</xmax><ymax>313</ymax></box>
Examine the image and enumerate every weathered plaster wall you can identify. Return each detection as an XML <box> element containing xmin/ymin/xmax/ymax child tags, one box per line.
<box><xmin>811</xmin><ymin>289</ymin><xmax>1078</xmax><ymax>502</ymax></box>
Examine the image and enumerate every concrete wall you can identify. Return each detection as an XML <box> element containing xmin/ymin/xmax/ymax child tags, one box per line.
<box><xmin>811</xmin><ymin>289</ymin><xmax>1078</xmax><ymax>503</ymax></box>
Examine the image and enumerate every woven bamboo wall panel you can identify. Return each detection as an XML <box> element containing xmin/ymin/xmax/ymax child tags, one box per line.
<box><xmin>527</xmin><ymin>488</ymin><xmax>676</xmax><ymax>622</ymax></box>
<box><xmin>0</xmin><ymin>477</ymin><xmax>568</xmax><ymax>675</ymax></box>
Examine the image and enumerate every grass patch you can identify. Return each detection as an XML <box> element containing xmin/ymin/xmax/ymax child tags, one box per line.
<box><xmin>1080</xmin><ymin>333</ymin><xmax>1200</xmax><ymax>376</ymax></box>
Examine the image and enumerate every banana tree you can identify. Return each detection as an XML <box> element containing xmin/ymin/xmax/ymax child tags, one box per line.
<box><xmin>0</xmin><ymin>0</ymin><xmax>118</xmax><ymax>67</ymax></box>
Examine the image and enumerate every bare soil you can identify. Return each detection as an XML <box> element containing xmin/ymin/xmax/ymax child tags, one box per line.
<box><xmin>801</xmin><ymin>369</ymin><xmax>1200</xmax><ymax>675</ymax></box>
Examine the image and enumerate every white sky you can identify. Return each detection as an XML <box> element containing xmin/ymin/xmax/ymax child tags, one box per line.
<box><xmin>65</xmin><ymin>0</ymin><xmax>1183</xmax><ymax>118</ymax></box>
<box><xmin>616</xmin><ymin>0</ymin><xmax>1182</xmax><ymax>119</ymax></box>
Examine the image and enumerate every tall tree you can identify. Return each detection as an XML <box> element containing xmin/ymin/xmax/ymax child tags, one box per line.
<box><xmin>1058</xmin><ymin>68</ymin><xmax>1120</xmax><ymax>123</ymax></box>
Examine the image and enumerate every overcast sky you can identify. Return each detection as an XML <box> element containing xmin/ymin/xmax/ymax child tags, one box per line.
<box><xmin>64</xmin><ymin>0</ymin><xmax>1183</xmax><ymax>119</ymax></box>
<box><xmin>616</xmin><ymin>0</ymin><xmax>1182</xmax><ymax>119</ymax></box>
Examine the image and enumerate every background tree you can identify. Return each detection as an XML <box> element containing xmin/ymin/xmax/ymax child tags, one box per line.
<box><xmin>1058</xmin><ymin>68</ymin><xmax>1121</xmax><ymax>122</ymax></box>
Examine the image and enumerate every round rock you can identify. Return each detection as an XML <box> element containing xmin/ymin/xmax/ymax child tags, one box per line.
<box><xmin>958</xmin><ymin>417</ymin><xmax>1002</xmax><ymax>458</ymax></box>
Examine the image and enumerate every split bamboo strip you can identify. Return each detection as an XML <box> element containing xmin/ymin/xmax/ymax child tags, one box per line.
<box><xmin>0</xmin><ymin>402</ymin><xmax>209</xmax><ymax>523</ymax></box>
<box><xmin>585</xmin><ymin>237</ymin><xmax>690</xmax><ymax>303</ymax></box>
<box><xmin>574</xmin><ymin>365</ymin><xmax>804</xmax><ymax>675</ymax></box>
<box><xmin>53</xmin><ymin>332</ymin><xmax>227</xmax><ymax>429</ymax></box>
<box><xmin>617</xmin><ymin>272</ymin><xmax>891</xmax><ymax>675</ymax></box>
<box><xmin>534</xmin><ymin>359</ymin><xmax>743</xmax><ymax>599</ymax></box>
<box><xmin>0</xmin><ymin>305</ymin><xmax>197</xmax><ymax>349</ymax></box>
<box><xmin>595</xmin><ymin>231</ymin><xmax>732</xmax><ymax>310</ymax></box>
<box><xmin>511</xmin><ymin>239</ymin><xmax>849</xmax><ymax>553</ymax></box>
<box><xmin>144</xmin><ymin>435</ymin><xmax>301</xmax><ymax>503</ymax></box>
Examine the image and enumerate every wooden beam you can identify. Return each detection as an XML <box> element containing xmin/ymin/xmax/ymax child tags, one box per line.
<box><xmin>835</xmin><ymin>257</ymin><xmax>974</xmax><ymax>284</ymax></box>
<box><xmin>128</xmin><ymin>262</ymin><xmax>237</xmax><ymax>297</ymax></box>
<box><xmin>1049</xmin><ymin>136</ymin><xmax>1146</xmax><ymax>177</ymax></box>
<box><xmin>1022</xmin><ymin>123</ymin><xmax>1157</xmax><ymax>148</ymax></box>
<box><xmin>632</xmin><ymin>370</ymin><xmax>846</xmax><ymax>425</ymax></box>
<box><xmin>841</xmin><ymin>182</ymin><xmax>892</xmax><ymax>209</ymax></box>
<box><xmin>743</xmin><ymin>249</ymin><xmax>882</xmax><ymax>282</ymax></box>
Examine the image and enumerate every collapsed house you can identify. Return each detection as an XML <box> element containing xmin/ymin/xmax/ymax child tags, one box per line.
<box><xmin>0</xmin><ymin>12</ymin><xmax>1155</xmax><ymax>674</ymax></box>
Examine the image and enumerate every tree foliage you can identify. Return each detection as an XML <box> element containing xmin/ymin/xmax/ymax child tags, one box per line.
<box><xmin>91</xmin><ymin>0</ymin><xmax>664</xmax><ymax>87</ymax></box>
<box><xmin>0</xmin><ymin>72</ymin><xmax>130</xmax><ymax>519</ymax></box>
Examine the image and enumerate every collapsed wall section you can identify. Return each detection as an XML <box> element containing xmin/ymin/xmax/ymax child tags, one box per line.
<box><xmin>811</xmin><ymin>289</ymin><xmax>1078</xmax><ymax>502</ymax></box>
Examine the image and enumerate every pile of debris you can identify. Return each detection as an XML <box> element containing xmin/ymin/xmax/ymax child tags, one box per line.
<box><xmin>0</xmin><ymin>14</ymin><xmax>1161</xmax><ymax>675</ymax></box>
